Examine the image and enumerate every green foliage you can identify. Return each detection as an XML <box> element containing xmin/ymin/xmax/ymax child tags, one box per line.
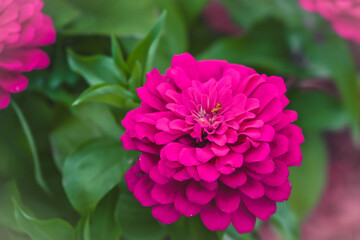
<box><xmin>67</xmin><ymin>50</ymin><xmax>126</xmax><ymax>86</ymax></box>
<box><xmin>288</xmin><ymin>132</ymin><xmax>327</xmax><ymax>219</ymax></box>
<box><xmin>288</xmin><ymin>90</ymin><xmax>348</xmax><ymax>131</ymax></box>
<box><xmin>44</xmin><ymin>0</ymin><xmax>158</xmax><ymax>36</ymax></box>
<box><xmin>270</xmin><ymin>203</ymin><xmax>300</xmax><ymax>240</ymax></box>
<box><xmin>72</xmin><ymin>83</ymin><xmax>139</xmax><ymax>109</ymax></box>
<box><xmin>1</xmin><ymin>0</ymin><xmax>360</xmax><ymax>239</ymax></box>
<box><xmin>90</xmin><ymin>191</ymin><xmax>122</xmax><ymax>240</ymax></box>
<box><xmin>167</xmin><ymin>217</ymin><xmax>219</xmax><ymax>240</ymax></box>
<box><xmin>14</xmin><ymin>201</ymin><xmax>76</xmax><ymax>240</ymax></box>
<box><xmin>62</xmin><ymin>138</ymin><xmax>138</xmax><ymax>214</ymax></box>
<box><xmin>199</xmin><ymin>20</ymin><xmax>299</xmax><ymax>76</ymax></box>
<box><xmin>115</xmin><ymin>185</ymin><xmax>166</xmax><ymax>240</ymax></box>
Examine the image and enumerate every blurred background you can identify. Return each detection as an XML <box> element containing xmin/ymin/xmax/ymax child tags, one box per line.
<box><xmin>0</xmin><ymin>0</ymin><xmax>359</xmax><ymax>239</ymax></box>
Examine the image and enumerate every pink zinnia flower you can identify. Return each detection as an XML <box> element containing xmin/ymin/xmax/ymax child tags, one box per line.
<box><xmin>121</xmin><ymin>53</ymin><xmax>304</xmax><ymax>233</ymax></box>
<box><xmin>0</xmin><ymin>0</ymin><xmax>56</xmax><ymax>109</ymax></box>
<box><xmin>300</xmin><ymin>0</ymin><xmax>360</xmax><ymax>43</ymax></box>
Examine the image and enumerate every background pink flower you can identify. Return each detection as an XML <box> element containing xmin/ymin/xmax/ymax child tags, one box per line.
<box><xmin>0</xmin><ymin>0</ymin><xmax>55</xmax><ymax>109</ymax></box>
<box><xmin>121</xmin><ymin>53</ymin><xmax>304</xmax><ymax>233</ymax></box>
<box><xmin>300</xmin><ymin>0</ymin><xmax>360</xmax><ymax>43</ymax></box>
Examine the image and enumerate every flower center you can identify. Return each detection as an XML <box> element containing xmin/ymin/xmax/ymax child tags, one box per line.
<box><xmin>191</xmin><ymin>102</ymin><xmax>223</xmax><ymax>132</ymax></box>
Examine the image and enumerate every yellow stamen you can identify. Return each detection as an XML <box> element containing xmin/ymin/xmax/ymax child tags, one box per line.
<box><xmin>211</xmin><ymin>103</ymin><xmax>222</xmax><ymax>114</ymax></box>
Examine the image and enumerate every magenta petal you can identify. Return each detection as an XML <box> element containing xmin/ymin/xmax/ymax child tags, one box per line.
<box><xmin>163</xmin><ymin>142</ymin><xmax>184</xmax><ymax>161</ymax></box>
<box><xmin>262</xmin><ymin>161</ymin><xmax>289</xmax><ymax>187</ymax></box>
<box><xmin>278</xmin><ymin>141</ymin><xmax>302</xmax><ymax>167</ymax></box>
<box><xmin>226</xmin><ymin>129</ymin><xmax>238</xmax><ymax>144</ymax></box>
<box><xmin>197</xmin><ymin>162</ymin><xmax>221</xmax><ymax>182</ymax></box>
<box><xmin>250</xmin><ymin>83</ymin><xmax>279</xmax><ymax>111</ymax></box>
<box><xmin>152</xmin><ymin>204</ymin><xmax>181</xmax><ymax>225</ymax></box>
<box><xmin>151</xmin><ymin>182</ymin><xmax>177</xmax><ymax>204</ymax></box>
<box><xmin>134</xmin><ymin>177</ymin><xmax>158</xmax><ymax>207</ymax></box>
<box><xmin>198</xmin><ymin>59</ymin><xmax>227</xmax><ymax>82</ymax></box>
<box><xmin>200</xmin><ymin>202</ymin><xmax>231</xmax><ymax>231</ymax></box>
<box><xmin>265</xmin><ymin>180</ymin><xmax>291</xmax><ymax>202</ymax></box>
<box><xmin>246</xmin><ymin>157</ymin><xmax>275</xmax><ymax>174</ymax></box>
<box><xmin>217</xmin><ymin>152</ymin><xmax>243</xmax><ymax>168</ymax></box>
<box><xmin>242</xmin><ymin>196</ymin><xmax>277</xmax><ymax>221</ymax></box>
<box><xmin>282</xmin><ymin>124</ymin><xmax>305</xmax><ymax>144</ymax></box>
<box><xmin>220</xmin><ymin>170</ymin><xmax>247</xmax><ymax>188</ymax></box>
<box><xmin>231</xmin><ymin>203</ymin><xmax>256</xmax><ymax>234</ymax></box>
<box><xmin>256</xmin><ymin>125</ymin><xmax>275</xmax><ymax>142</ymax></box>
<box><xmin>149</xmin><ymin>166</ymin><xmax>170</xmax><ymax>184</ymax></box>
<box><xmin>124</xmin><ymin>162</ymin><xmax>142</xmax><ymax>192</ymax></box>
<box><xmin>0</xmin><ymin>71</ymin><xmax>28</xmax><ymax>93</ymax></box>
<box><xmin>179</xmin><ymin>147</ymin><xmax>200</xmax><ymax>166</ymax></box>
<box><xmin>169</xmin><ymin>119</ymin><xmax>187</xmax><ymax>131</ymax></box>
<box><xmin>231</xmin><ymin>139</ymin><xmax>251</xmax><ymax>153</ymax></box>
<box><xmin>174</xmin><ymin>190</ymin><xmax>202</xmax><ymax>217</ymax></box>
<box><xmin>154</xmin><ymin>132</ymin><xmax>182</xmax><ymax>145</ymax></box>
<box><xmin>270</xmin><ymin>134</ymin><xmax>289</xmax><ymax>157</ymax></box>
<box><xmin>196</xmin><ymin>145</ymin><xmax>215</xmax><ymax>163</ymax></box>
<box><xmin>173</xmin><ymin>168</ymin><xmax>191</xmax><ymax>181</ymax></box>
<box><xmin>158</xmin><ymin>160</ymin><xmax>177</xmax><ymax>178</ymax></box>
<box><xmin>186</xmin><ymin>166</ymin><xmax>200</xmax><ymax>181</ymax></box>
<box><xmin>211</xmin><ymin>144</ymin><xmax>230</xmax><ymax>156</ymax></box>
<box><xmin>215</xmin><ymin>162</ymin><xmax>235</xmax><ymax>175</ymax></box>
<box><xmin>256</xmin><ymin>99</ymin><xmax>283</xmax><ymax>123</ymax></box>
<box><xmin>200</xmin><ymin>181</ymin><xmax>218</xmax><ymax>191</ymax></box>
<box><xmin>186</xmin><ymin>181</ymin><xmax>216</xmax><ymax>205</ymax></box>
<box><xmin>139</xmin><ymin>153</ymin><xmax>157</xmax><ymax>173</ymax></box>
<box><xmin>211</xmin><ymin>134</ymin><xmax>227</xmax><ymax>146</ymax></box>
<box><xmin>137</xmin><ymin>87</ymin><xmax>165</xmax><ymax>111</ymax></box>
<box><xmin>0</xmin><ymin>88</ymin><xmax>10</xmax><ymax>109</ymax></box>
<box><xmin>167</xmin><ymin>67</ymin><xmax>192</xmax><ymax>90</ymax></box>
<box><xmin>171</xmin><ymin>53</ymin><xmax>199</xmax><ymax>80</ymax></box>
<box><xmin>240</xmin><ymin>178</ymin><xmax>265</xmax><ymax>199</ymax></box>
<box><xmin>243</xmin><ymin>143</ymin><xmax>270</xmax><ymax>163</ymax></box>
<box><xmin>155</xmin><ymin>118</ymin><xmax>171</xmax><ymax>132</ymax></box>
<box><xmin>215</xmin><ymin>186</ymin><xmax>241</xmax><ymax>213</ymax></box>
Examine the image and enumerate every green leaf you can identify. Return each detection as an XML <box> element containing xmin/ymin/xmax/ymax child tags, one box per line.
<box><xmin>304</xmin><ymin>31</ymin><xmax>360</xmax><ymax>137</ymax></box>
<box><xmin>11</xmin><ymin>102</ymin><xmax>50</xmax><ymax>194</ymax></box>
<box><xmin>67</xmin><ymin>49</ymin><xmax>126</xmax><ymax>86</ymax></box>
<box><xmin>50</xmin><ymin>117</ymin><xmax>101</xmax><ymax>171</ymax></box>
<box><xmin>72</xmin><ymin>83</ymin><xmax>139</xmax><ymax>109</ymax></box>
<box><xmin>174</xmin><ymin>0</ymin><xmax>209</xmax><ymax>24</ymax></box>
<box><xmin>111</xmin><ymin>36</ymin><xmax>129</xmax><ymax>76</ymax></box>
<box><xmin>288</xmin><ymin>90</ymin><xmax>348</xmax><ymax>131</ymax></box>
<box><xmin>270</xmin><ymin>202</ymin><xmax>299</xmax><ymax>240</ymax></box>
<box><xmin>128</xmin><ymin>61</ymin><xmax>143</xmax><ymax>93</ymax></box>
<box><xmin>153</xmin><ymin>1</ymin><xmax>188</xmax><ymax>72</ymax></box>
<box><xmin>221</xmin><ymin>0</ymin><xmax>306</xmax><ymax>29</ymax></box>
<box><xmin>0</xmin><ymin>227</ymin><xmax>29</xmax><ymax>240</ymax></box>
<box><xmin>126</xmin><ymin>11</ymin><xmax>166</xmax><ymax>78</ymax></box>
<box><xmin>0</xmin><ymin>182</ymin><xmax>24</xmax><ymax>232</ymax></box>
<box><xmin>75</xmin><ymin>103</ymin><xmax>124</xmax><ymax>139</ymax></box>
<box><xmin>288</xmin><ymin>131</ymin><xmax>327</xmax><ymax>219</ymax></box>
<box><xmin>0</xmin><ymin>135</ymin><xmax>24</xmax><ymax>178</ymax></box>
<box><xmin>90</xmin><ymin>190</ymin><xmax>122</xmax><ymax>240</ymax></box>
<box><xmin>43</xmin><ymin>0</ymin><xmax>79</xmax><ymax>29</ymax></box>
<box><xmin>167</xmin><ymin>217</ymin><xmax>219</xmax><ymax>240</ymax></box>
<box><xmin>198</xmin><ymin>20</ymin><xmax>298</xmax><ymax>76</ymax></box>
<box><xmin>14</xmin><ymin>201</ymin><xmax>75</xmax><ymax>240</ymax></box>
<box><xmin>115</xmin><ymin>184</ymin><xmax>166</xmax><ymax>240</ymax></box>
<box><xmin>50</xmin><ymin>103</ymin><xmax>123</xmax><ymax>171</ymax></box>
<box><xmin>62</xmin><ymin>138</ymin><xmax>138</xmax><ymax>214</ymax></box>
<box><xmin>61</xmin><ymin>0</ymin><xmax>158</xmax><ymax>36</ymax></box>
<box><xmin>223</xmin><ymin>220</ymin><xmax>262</xmax><ymax>240</ymax></box>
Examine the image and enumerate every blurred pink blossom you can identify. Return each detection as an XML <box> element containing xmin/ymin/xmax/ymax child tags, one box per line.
<box><xmin>121</xmin><ymin>53</ymin><xmax>304</xmax><ymax>233</ymax></box>
<box><xmin>300</xmin><ymin>0</ymin><xmax>360</xmax><ymax>43</ymax></box>
<box><xmin>0</xmin><ymin>0</ymin><xmax>55</xmax><ymax>109</ymax></box>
